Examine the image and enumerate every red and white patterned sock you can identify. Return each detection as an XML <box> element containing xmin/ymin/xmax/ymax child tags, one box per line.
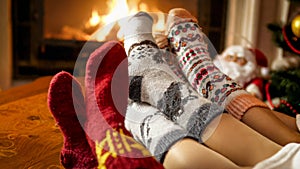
<box><xmin>124</xmin><ymin>11</ymin><xmax>223</xmax><ymax>144</ymax></box>
<box><xmin>166</xmin><ymin>8</ymin><xmax>269</xmax><ymax>119</ymax></box>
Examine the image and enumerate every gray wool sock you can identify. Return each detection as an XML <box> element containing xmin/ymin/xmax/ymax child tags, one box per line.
<box><xmin>125</xmin><ymin>102</ymin><xmax>189</xmax><ymax>162</ymax></box>
<box><xmin>124</xmin><ymin>11</ymin><xmax>223</xmax><ymax>145</ymax></box>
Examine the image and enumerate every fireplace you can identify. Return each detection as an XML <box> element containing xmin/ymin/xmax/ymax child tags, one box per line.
<box><xmin>12</xmin><ymin>0</ymin><xmax>228</xmax><ymax>78</ymax></box>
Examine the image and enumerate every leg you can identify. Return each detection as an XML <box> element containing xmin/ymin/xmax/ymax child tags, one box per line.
<box><xmin>166</xmin><ymin>9</ymin><xmax>267</xmax><ymax>120</ymax></box>
<box><xmin>204</xmin><ymin>114</ymin><xmax>281</xmax><ymax>166</ymax></box>
<box><xmin>164</xmin><ymin>138</ymin><xmax>250</xmax><ymax>169</ymax></box>
<box><xmin>127</xmin><ymin>102</ymin><xmax>248</xmax><ymax>169</ymax></box>
<box><xmin>272</xmin><ymin>110</ymin><xmax>299</xmax><ymax>132</ymax></box>
<box><xmin>166</xmin><ymin>8</ymin><xmax>300</xmax><ymax>145</ymax></box>
<box><xmin>253</xmin><ymin>143</ymin><xmax>300</xmax><ymax>169</ymax></box>
<box><xmin>242</xmin><ymin>107</ymin><xmax>300</xmax><ymax>145</ymax></box>
<box><xmin>124</xmin><ymin>12</ymin><xmax>222</xmax><ymax>144</ymax></box>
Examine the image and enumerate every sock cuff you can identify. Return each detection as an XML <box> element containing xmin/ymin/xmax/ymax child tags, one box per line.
<box><xmin>185</xmin><ymin>103</ymin><xmax>223</xmax><ymax>143</ymax></box>
<box><xmin>226</xmin><ymin>93</ymin><xmax>270</xmax><ymax>120</ymax></box>
<box><xmin>154</xmin><ymin>130</ymin><xmax>189</xmax><ymax>163</ymax></box>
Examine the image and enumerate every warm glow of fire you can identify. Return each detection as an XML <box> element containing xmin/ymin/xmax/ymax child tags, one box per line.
<box><xmin>87</xmin><ymin>0</ymin><xmax>166</xmax><ymax>41</ymax></box>
<box><xmin>88</xmin><ymin>9</ymin><xmax>101</xmax><ymax>27</ymax></box>
<box><xmin>101</xmin><ymin>0</ymin><xmax>132</xmax><ymax>24</ymax></box>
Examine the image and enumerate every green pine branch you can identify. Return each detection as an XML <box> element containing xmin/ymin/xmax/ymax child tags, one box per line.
<box><xmin>269</xmin><ymin>68</ymin><xmax>300</xmax><ymax>116</ymax></box>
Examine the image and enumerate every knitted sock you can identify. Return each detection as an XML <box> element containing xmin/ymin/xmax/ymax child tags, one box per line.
<box><xmin>124</xmin><ymin>12</ymin><xmax>223</xmax><ymax>145</ymax></box>
<box><xmin>47</xmin><ymin>71</ymin><xmax>98</xmax><ymax>169</ymax></box>
<box><xmin>85</xmin><ymin>40</ymin><xmax>164</xmax><ymax>168</ymax></box>
<box><xmin>155</xmin><ymin>33</ymin><xmax>188</xmax><ymax>82</ymax></box>
<box><xmin>126</xmin><ymin>102</ymin><xmax>191</xmax><ymax>163</ymax></box>
<box><xmin>166</xmin><ymin>8</ymin><xmax>269</xmax><ymax>119</ymax></box>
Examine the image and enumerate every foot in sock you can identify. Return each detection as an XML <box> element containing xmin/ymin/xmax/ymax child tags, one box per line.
<box><xmin>166</xmin><ymin>8</ymin><xmax>269</xmax><ymax>119</ymax></box>
<box><xmin>48</xmin><ymin>71</ymin><xmax>98</xmax><ymax>169</ymax></box>
<box><xmin>124</xmin><ymin>11</ymin><xmax>223</xmax><ymax>145</ymax></box>
<box><xmin>85</xmin><ymin>40</ymin><xmax>164</xmax><ymax>168</ymax></box>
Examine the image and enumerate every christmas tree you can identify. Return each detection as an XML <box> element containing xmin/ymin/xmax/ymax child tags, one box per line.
<box><xmin>268</xmin><ymin>68</ymin><xmax>300</xmax><ymax>117</ymax></box>
<box><xmin>267</xmin><ymin>1</ymin><xmax>300</xmax><ymax>117</ymax></box>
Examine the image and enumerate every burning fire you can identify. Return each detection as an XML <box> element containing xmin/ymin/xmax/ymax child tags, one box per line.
<box><xmin>88</xmin><ymin>9</ymin><xmax>101</xmax><ymax>27</ymax></box>
<box><xmin>86</xmin><ymin>0</ymin><xmax>166</xmax><ymax>41</ymax></box>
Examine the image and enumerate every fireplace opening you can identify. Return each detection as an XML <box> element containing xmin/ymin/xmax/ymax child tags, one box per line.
<box><xmin>12</xmin><ymin>0</ymin><xmax>227</xmax><ymax>79</ymax></box>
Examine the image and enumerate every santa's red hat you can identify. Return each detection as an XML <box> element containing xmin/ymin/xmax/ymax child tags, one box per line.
<box><xmin>249</xmin><ymin>48</ymin><xmax>269</xmax><ymax>77</ymax></box>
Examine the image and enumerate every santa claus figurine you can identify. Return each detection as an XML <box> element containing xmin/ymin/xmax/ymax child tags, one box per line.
<box><xmin>213</xmin><ymin>45</ymin><xmax>269</xmax><ymax>100</ymax></box>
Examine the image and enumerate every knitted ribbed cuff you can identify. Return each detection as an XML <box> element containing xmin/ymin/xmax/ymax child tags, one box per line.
<box><xmin>226</xmin><ymin>94</ymin><xmax>270</xmax><ymax>120</ymax></box>
<box><xmin>154</xmin><ymin>130</ymin><xmax>189</xmax><ymax>163</ymax></box>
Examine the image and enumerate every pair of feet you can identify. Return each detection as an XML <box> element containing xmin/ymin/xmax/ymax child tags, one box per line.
<box><xmin>124</xmin><ymin>8</ymin><xmax>268</xmax><ymax>120</ymax></box>
<box><xmin>47</xmin><ymin>8</ymin><xmax>203</xmax><ymax>168</ymax></box>
<box><xmin>47</xmin><ymin>9</ymin><xmax>199</xmax><ymax>168</ymax></box>
<box><xmin>48</xmin><ymin>41</ymin><xmax>164</xmax><ymax>168</ymax></box>
<box><xmin>47</xmin><ymin>7</ymin><xmax>275</xmax><ymax>168</ymax></box>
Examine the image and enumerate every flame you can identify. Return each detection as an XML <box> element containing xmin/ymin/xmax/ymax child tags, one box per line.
<box><xmin>88</xmin><ymin>9</ymin><xmax>101</xmax><ymax>27</ymax></box>
<box><xmin>88</xmin><ymin>0</ymin><xmax>165</xmax><ymax>41</ymax></box>
<box><xmin>101</xmin><ymin>0</ymin><xmax>131</xmax><ymax>25</ymax></box>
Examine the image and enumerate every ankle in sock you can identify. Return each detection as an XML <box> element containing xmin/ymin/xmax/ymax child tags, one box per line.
<box><xmin>48</xmin><ymin>71</ymin><xmax>98</xmax><ymax>168</ymax></box>
<box><xmin>126</xmin><ymin>102</ymin><xmax>190</xmax><ymax>162</ymax></box>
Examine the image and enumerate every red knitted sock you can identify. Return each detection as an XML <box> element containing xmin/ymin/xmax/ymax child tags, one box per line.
<box><xmin>48</xmin><ymin>71</ymin><xmax>98</xmax><ymax>169</ymax></box>
<box><xmin>85</xmin><ymin>41</ymin><xmax>164</xmax><ymax>168</ymax></box>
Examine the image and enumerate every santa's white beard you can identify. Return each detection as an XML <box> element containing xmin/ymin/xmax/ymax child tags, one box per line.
<box><xmin>214</xmin><ymin>58</ymin><xmax>257</xmax><ymax>86</ymax></box>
